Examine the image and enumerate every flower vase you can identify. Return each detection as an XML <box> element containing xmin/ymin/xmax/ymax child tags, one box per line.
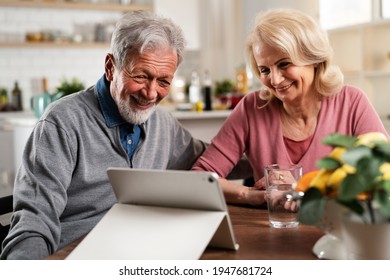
<box><xmin>341</xmin><ymin>213</ymin><xmax>390</xmax><ymax>259</ymax></box>
<box><xmin>312</xmin><ymin>200</ymin><xmax>348</xmax><ymax>259</ymax></box>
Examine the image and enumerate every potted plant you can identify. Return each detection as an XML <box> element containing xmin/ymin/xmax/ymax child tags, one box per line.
<box><xmin>215</xmin><ymin>79</ymin><xmax>235</xmax><ymax>96</ymax></box>
<box><xmin>296</xmin><ymin>132</ymin><xmax>390</xmax><ymax>259</ymax></box>
<box><xmin>55</xmin><ymin>77</ymin><xmax>85</xmax><ymax>97</ymax></box>
<box><xmin>214</xmin><ymin>79</ymin><xmax>244</xmax><ymax>109</ymax></box>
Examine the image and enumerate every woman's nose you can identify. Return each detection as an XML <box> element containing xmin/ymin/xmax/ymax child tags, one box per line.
<box><xmin>270</xmin><ymin>69</ymin><xmax>284</xmax><ymax>87</ymax></box>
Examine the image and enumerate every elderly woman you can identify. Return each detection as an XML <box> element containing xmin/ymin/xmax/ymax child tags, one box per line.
<box><xmin>192</xmin><ymin>8</ymin><xmax>389</xmax><ymax>206</ymax></box>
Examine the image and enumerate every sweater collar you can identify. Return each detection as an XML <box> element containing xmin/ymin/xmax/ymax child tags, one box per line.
<box><xmin>96</xmin><ymin>75</ymin><xmax>126</xmax><ymax>128</ymax></box>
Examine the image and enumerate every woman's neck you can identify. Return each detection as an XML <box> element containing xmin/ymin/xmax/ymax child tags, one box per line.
<box><xmin>280</xmin><ymin>95</ymin><xmax>322</xmax><ymax>141</ymax></box>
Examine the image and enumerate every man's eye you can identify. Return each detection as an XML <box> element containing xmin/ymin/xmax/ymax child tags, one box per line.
<box><xmin>132</xmin><ymin>75</ymin><xmax>148</xmax><ymax>82</ymax></box>
<box><xmin>157</xmin><ymin>79</ymin><xmax>171</xmax><ymax>88</ymax></box>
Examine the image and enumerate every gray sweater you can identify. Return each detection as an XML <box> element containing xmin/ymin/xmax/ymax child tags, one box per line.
<box><xmin>1</xmin><ymin>85</ymin><xmax>206</xmax><ymax>259</ymax></box>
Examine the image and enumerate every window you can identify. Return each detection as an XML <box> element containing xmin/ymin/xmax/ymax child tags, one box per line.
<box><xmin>319</xmin><ymin>0</ymin><xmax>372</xmax><ymax>29</ymax></box>
<box><xmin>382</xmin><ymin>0</ymin><xmax>390</xmax><ymax>18</ymax></box>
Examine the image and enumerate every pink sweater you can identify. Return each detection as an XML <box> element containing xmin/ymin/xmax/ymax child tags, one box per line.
<box><xmin>192</xmin><ymin>85</ymin><xmax>389</xmax><ymax>181</ymax></box>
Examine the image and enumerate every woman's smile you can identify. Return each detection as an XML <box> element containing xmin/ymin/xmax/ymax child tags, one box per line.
<box><xmin>274</xmin><ymin>82</ymin><xmax>293</xmax><ymax>93</ymax></box>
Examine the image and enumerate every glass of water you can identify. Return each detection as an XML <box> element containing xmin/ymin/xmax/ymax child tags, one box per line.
<box><xmin>264</xmin><ymin>164</ymin><xmax>302</xmax><ymax>228</ymax></box>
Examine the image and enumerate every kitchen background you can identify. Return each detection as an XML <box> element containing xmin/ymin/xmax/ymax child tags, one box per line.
<box><xmin>0</xmin><ymin>0</ymin><xmax>319</xmax><ymax>111</ymax></box>
<box><xmin>1</xmin><ymin>0</ymin><xmax>390</xmax><ymax>193</ymax></box>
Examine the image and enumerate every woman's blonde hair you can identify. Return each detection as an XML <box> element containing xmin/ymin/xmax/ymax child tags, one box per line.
<box><xmin>246</xmin><ymin>9</ymin><xmax>343</xmax><ymax>101</ymax></box>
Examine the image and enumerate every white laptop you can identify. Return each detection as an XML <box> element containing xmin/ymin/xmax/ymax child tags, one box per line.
<box><xmin>66</xmin><ymin>168</ymin><xmax>238</xmax><ymax>260</ymax></box>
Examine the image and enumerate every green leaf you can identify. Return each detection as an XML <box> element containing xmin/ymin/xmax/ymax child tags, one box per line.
<box><xmin>342</xmin><ymin>146</ymin><xmax>372</xmax><ymax>167</ymax></box>
<box><xmin>383</xmin><ymin>180</ymin><xmax>390</xmax><ymax>194</ymax></box>
<box><xmin>374</xmin><ymin>189</ymin><xmax>390</xmax><ymax>217</ymax></box>
<box><xmin>56</xmin><ymin>77</ymin><xmax>85</xmax><ymax>96</ymax></box>
<box><xmin>339</xmin><ymin>174</ymin><xmax>368</xmax><ymax>201</ymax></box>
<box><xmin>316</xmin><ymin>157</ymin><xmax>341</xmax><ymax>170</ymax></box>
<box><xmin>215</xmin><ymin>79</ymin><xmax>235</xmax><ymax>95</ymax></box>
<box><xmin>355</xmin><ymin>156</ymin><xmax>383</xmax><ymax>181</ymax></box>
<box><xmin>374</xmin><ymin>142</ymin><xmax>390</xmax><ymax>161</ymax></box>
<box><xmin>337</xmin><ymin>198</ymin><xmax>364</xmax><ymax>215</ymax></box>
<box><xmin>298</xmin><ymin>188</ymin><xmax>327</xmax><ymax>225</ymax></box>
<box><xmin>322</xmin><ymin>133</ymin><xmax>357</xmax><ymax>148</ymax></box>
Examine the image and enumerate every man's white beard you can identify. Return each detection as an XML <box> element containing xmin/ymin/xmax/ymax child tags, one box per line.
<box><xmin>117</xmin><ymin>98</ymin><xmax>156</xmax><ymax>125</ymax></box>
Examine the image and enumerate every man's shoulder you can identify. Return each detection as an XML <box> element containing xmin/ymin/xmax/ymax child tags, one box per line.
<box><xmin>47</xmin><ymin>86</ymin><xmax>98</xmax><ymax>115</ymax></box>
<box><xmin>40</xmin><ymin>85</ymin><xmax>103</xmax><ymax>127</ymax></box>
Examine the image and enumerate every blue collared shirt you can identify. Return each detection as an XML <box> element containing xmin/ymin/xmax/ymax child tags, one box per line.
<box><xmin>96</xmin><ymin>75</ymin><xmax>141</xmax><ymax>159</ymax></box>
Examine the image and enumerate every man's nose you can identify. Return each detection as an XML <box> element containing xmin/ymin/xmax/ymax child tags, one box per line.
<box><xmin>145</xmin><ymin>79</ymin><xmax>158</xmax><ymax>100</ymax></box>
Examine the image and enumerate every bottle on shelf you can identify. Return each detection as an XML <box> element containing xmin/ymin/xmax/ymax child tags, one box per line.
<box><xmin>235</xmin><ymin>64</ymin><xmax>248</xmax><ymax>94</ymax></box>
<box><xmin>0</xmin><ymin>87</ymin><xmax>7</xmax><ymax>105</ymax></box>
<box><xmin>42</xmin><ymin>77</ymin><xmax>49</xmax><ymax>95</ymax></box>
<box><xmin>0</xmin><ymin>87</ymin><xmax>8</xmax><ymax>111</ymax></box>
<box><xmin>202</xmin><ymin>70</ymin><xmax>212</xmax><ymax>111</ymax></box>
<box><xmin>189</xmin><ymin>70</ymin><xmax>201</xmax><ymax>108</ymax></box>
<box><xmin>11</xmin><ymin>81</ymin><xmax>23</xmax><ymax>111</ymax></box>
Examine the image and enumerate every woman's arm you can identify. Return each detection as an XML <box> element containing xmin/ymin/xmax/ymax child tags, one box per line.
<box><xmin>219</xmin><ymin>178</ymin><xmax>266</xmax><ymax>206</ymax></box>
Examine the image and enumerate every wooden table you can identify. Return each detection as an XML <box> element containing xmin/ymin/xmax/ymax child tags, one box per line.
<box><xmin>47</xmin><ymin>204</ymin><xmax>324</xmax><ymax>260</ymax></box>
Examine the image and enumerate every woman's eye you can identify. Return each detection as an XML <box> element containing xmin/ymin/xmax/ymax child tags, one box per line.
<box><xmin>278</xmin><ymin>61</ymin><xmax>291</xmax><ymax>69</ymax></box>
<box><xmin>259</xmin><ymin>68</ymin><xmax>270</xmax><ymax>74</ymax></box>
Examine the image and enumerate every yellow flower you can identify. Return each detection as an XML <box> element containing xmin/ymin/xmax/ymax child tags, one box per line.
<box><xmin>329</xmin><ymin>146</ymin><xmax>347</xmax><ymax>161</ymax></box>
<box><xmin>341</xmin><ymin>163</ymin><xmax>356</xmax><ymax>174</ymax></box>
<box><xmin>355</xmin><ymin>132</ymin><xmax>388</xmax><ymax>147</ymax></box>
<box><xmin>380</xmin><ymin>163</ymin><xmax>390</xmax><ymax>180</ymax></box>
<box><xmin>328</xmin><ymin>146</ymin><xmax>356</xmax><ymax>174</ymax></box>
<box><xmin>326</xmin><ymin>167</ymin><xmax>347</xmax><ymax>194</ymax></box>
<box><xmin>310</xmin><ymin>169</ymin><xmax>333</xmax><ymax>194</ymax></box>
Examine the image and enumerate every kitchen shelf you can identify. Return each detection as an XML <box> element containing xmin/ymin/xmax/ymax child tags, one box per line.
<box><xmin>0</xmin><ymin>0</ymin><xmax>153</xmax><ymax>12</ymax></box>
<box><xmin>341</xmin><ymin>70</ymin><xmax>390</xmax><ymax>78</ymax></box>
<box><xmin>0</xmin><ymin>0</ymin><xmax>154</xmax><ymax>48</ymax></box>
<box><xmin>0</xmin><ymin>41</ymin><xmax>109</xmax><ymax>48</ymax></box>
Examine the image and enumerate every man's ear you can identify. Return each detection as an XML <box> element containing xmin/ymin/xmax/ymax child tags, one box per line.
<box><xmin>105</xmin><ymin>53</ymin><xmax>115</xmax><ymax>81</ymax></box>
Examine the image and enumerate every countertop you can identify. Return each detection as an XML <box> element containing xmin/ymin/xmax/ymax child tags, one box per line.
<box><xmin>0</xmin><ymin>111</ymin><xmax>36</xmax><ymax>127</ymax></box>
<box><xmin>0</xmin><ymin>108</ymin><xmax>232</xmax><ymax>128</ymax></box>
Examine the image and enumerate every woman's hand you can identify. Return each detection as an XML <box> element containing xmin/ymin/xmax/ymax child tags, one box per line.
<box><xmin>254</xmin><ymin>176</ymin><xmax>298</xmax><ymax>211</ymax></box>
<box><xmin>219</xmin><ymin>178</ymin><xmax>266</xmax><ymax>207</ymax></box>
<box><xmin>267</xmin><ymin>188</ymin><xmax>298</xmax><ymax>212</ymax></box>
<box><xmin>242</xmin><ymin>186</ymin><xmax>267</xmax><ymax>206</ymax></box>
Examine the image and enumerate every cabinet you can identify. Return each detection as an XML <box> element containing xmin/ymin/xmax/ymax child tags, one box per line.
<box><xmin>172</xmin><ymin>110</ymin><xmax>231</xmax><ymax>142</ymax></box>
<box><xmin>0</xmin><ymin>0</ymin><xmax>153</xmax><ymax>48</ymax></box>
<box><xmin>0</xmin><ymin>117</ymin><xmax>14</xmax><ymax>197</ymax></box>
<box><xmin>328</xmin><ymin>19</ymin><xmax>390</xmax><ymax>116</ymax></box>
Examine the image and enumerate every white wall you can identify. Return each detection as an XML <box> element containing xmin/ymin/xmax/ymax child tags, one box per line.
<box><xmin>180</xmin><ymin>0</ymin><xmax>319</xmax><ymax>88</ymax></box>
<box><xmin>240</xmin><ymin>0</ymin><xmax>319</xmax><ymax>63</ymax></box>
<box><xmin>0</xmin><ymin>7</ymin><xmax>120</xmax><ymax>111</ymax></box>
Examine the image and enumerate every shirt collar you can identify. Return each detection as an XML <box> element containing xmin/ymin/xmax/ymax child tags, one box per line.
<box><xmin>96</xmin><ymin>75</ymin><xmax>127</xmax><ymax>128</ymax></box>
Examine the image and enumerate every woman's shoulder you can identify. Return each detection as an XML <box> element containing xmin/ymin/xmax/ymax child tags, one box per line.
<box><xmin>328</xmin><ymin>84</ymin><xmax>368</xmax><ymax>103</ymax></box>
<box><xmin>323</xmin><ymin>84</ymin><xmax>373</xmax><ymax>116</ymax></box>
